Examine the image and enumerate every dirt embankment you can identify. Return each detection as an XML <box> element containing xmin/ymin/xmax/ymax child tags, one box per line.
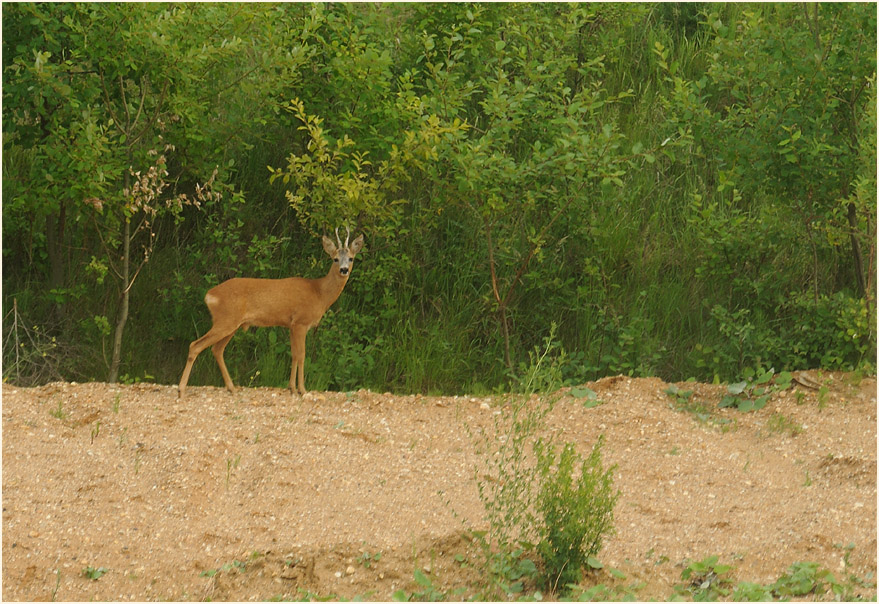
<box><xmin>2</xmin><ymin>372</ymin><xmax>876</xmax><ymax>601</ymax></box>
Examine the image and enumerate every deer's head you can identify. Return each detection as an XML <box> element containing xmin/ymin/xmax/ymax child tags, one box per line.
<box><xmin>322</xmin><ymin>226</ymin><xmax>365</xmax><ymax>278</ymax></box>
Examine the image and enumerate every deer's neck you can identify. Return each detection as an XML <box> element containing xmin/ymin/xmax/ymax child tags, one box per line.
<box><xmin>315</xmin><ymin>267</ymin><xmax>349</xmax><ymax>308</ymax></box>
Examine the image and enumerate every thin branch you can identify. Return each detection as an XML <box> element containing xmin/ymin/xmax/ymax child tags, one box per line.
<box><xmin>483</xmin><ymin>216</ymin><xmax>503</xmax><ymax>306</ymax></box>
<box><xmin>118</xmin><ymin>73</ymin><xmax>131</xmax><ymax>129</ymax></box>
<box><xmin>129</xmin><ymin>75</ymin><xmax>149</xmax><ymax>133</ymax></box>
<box><xmin>98</xmin><ymin>69</ymin><xmax>122</xmax><ymax>131</ymax></box>
<box><xmin>130</xmin><ymin>79</ymin><xmax>169</xmax><ymax>147</ymax></box>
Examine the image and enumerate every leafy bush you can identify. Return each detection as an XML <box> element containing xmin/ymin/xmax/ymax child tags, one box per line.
<box><xmin>533</xmin><ymin>436</ymin><xmax>618</xmax><ymax>592</ymax></box>
<box><xmin>778</xmin><ymin>292</ymin><xmax>875</xmax><ymax>372</ymax></box>
<box><xmin>468</xmin><ymin>328</ymin><xmax>618</xmax><ymax>597</ymax></box>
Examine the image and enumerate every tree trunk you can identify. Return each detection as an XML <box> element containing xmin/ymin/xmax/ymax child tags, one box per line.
<box><xmin>108</xmin><ymin>216</ymin><xmax>131</xmax><ymax>383</ymax></box>
<box><xmin>847</xmin><ymin>201</ymin><xmax>867</xmax><ymax>299</ymax></box>
<box><xmin>483</xmin><ymin>218</ymin><xmax>514</xmax><ymax>372</ymax></box>
<box><xmin>45</xmin><ymin>202</ymin><xmax>66</xmax><ymax>322</ymax></box>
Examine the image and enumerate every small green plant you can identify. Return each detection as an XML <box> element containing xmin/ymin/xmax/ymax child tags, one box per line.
<box><xmin>769</xmin><ymin>561</ymin><xmax>835</xmax><ymax>598</ymax></box>
<box><xmin>200</xmin><ymin>559</ymin><xmax>248</xmax><ymax>578</ymax></box>
<box><xmin>392</xmin><ymin>568</ymin><xmax>447</xmax><ymax>602</ymax></box>
<box><xmin>225</xmin><ymin>454</ymin><xmax>241</xmax><ymax>490</ymax></box>
<box><xmin>569</xmin><ymin>385</ymin><xmax>603</xmax><ymax>408</ymax></box>
<box><xmin>90</xmin><ymin>420</ymin><xmax>101</xmax><ymax>444</ymax></box>
<box><xmin>665</xmin><ymin>385</ymin><xmax>735</xmax><ymax>431</ymax></box>
<box><xmin>719</xmin><ymin>368</ymin><xmax>792</xmax><ymax>412</ymax></box>
<box><xmin>666</xmin><ymin>556</ymin><xmax>877</xmax><ymax>602</ymax></box>
<box><xmin>287</xmin><ymin>587</ymin><xmax>345</xmax><ymax>601</ymax></box>
<box><xmin>51</xmin><ymin>569</ymin><xmax>61</xmax><ymax>601</ymax></box>
<box><xmin>665</xmin><ymin>385</ymin><xmax>706</xmax><ymax>417</ymax></box>
<box><xmin>675</xmin><ymin>555</ymin><xmax>734</xmax><ymax>601</ymax></box>
<box><xmin>766</xmin><ymin>413</ymin><xmax>803</xmax><ymax>436</ymax></box>
<box><xmin>778</xmin><ymin>559</ymin><xmax>878</xmax><ymax>600</ymax></box>
<box><xmin>82</xmin><ymin>566</ymin><xmax>108</xmax><ymax>580</ymax></box>
<box><xmin>50</xmin><ymin>400</ymin><xmax>66</xmax><ymax>420</ymax></box>
<box><xmin>836</xmin><ymin>542</ymin><xmax>856</xmax><ymax>568</ymax></box>
<box><xmin>118</xmin><ymin>372</ymin><xmax>154</xmax><ymax>385</ymax></box>
<box><xmin>357</xmin><ymin>549</ymin><xmax>382</xmax><ymax>569</ymax></box>
<box><xmin>803</xmin><ymin>469</ymin><xmax>812</xmax><ymax>487</ymax></box>
<box><xmin>731</xmin><ymin>580</ymin><xmax>775</xmax><ymax>601</ymax></box>
<box><xmin>510</xmin><ymin>323</ymin><xmax>566</xmax><ymax>394</ymax></box>
<box><xmin>564</xmin><ymin>565</ymin><xmax>644</xmax><ymax>602</ymax></box>
<box><xmin>817</xmin><ymin>384</ymin><xmax>831</xmax><ymax>408</ymax></box>
<box><xmin>112</xmin><ymin>393</ymin><xmax>121</xmax><ymax>413</ymax></box>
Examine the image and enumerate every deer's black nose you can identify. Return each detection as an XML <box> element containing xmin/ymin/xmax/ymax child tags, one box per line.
<box><xmin>340</xmin><ymin>267</ymin><xmax>349</xmax><ymax>275</ymax></box>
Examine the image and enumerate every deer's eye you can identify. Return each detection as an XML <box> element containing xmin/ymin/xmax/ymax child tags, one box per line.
<box><xmin>334</xmin><ymin>258</ymin><xmax>339</xmax><ymax>262</ymax></box>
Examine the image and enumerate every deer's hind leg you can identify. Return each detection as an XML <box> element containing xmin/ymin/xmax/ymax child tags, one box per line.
<box><xmin>211</xmin><ymin>332</ymin><xmax>238</xmax><ymax>393</ymax></box>
<box><xmin>178</xmin><ymin>325</ymin><xmax>236</xmax><ymax>398</ymax></box>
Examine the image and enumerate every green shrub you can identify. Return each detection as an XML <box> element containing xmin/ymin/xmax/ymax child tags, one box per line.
<box><xmin>467</xmin><ymin>327</ymin><xmax>619</xmax><ymax>598</ymax></box>
<box><xmin>533</xmin><ymin>435</ymin><xmax>618</xmax><ymax>592</ymax></box>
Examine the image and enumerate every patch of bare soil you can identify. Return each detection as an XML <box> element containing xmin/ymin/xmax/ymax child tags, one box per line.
<box><xmin>2</xmin><ymin>372</ymin><xmax>876</xmax><ymax>601</ymax></box>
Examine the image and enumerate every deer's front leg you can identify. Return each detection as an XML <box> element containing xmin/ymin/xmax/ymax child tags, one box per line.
<box><xmin>289</xmin><ymin>324</ymin><xmax>308</xmax><ymax>395</ymax></box>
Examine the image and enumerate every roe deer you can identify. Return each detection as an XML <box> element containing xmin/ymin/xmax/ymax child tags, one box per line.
<box><xmin>178</xmin><ymin>227</ymin><xmax>365</xmax><ymax>398</ymax></box>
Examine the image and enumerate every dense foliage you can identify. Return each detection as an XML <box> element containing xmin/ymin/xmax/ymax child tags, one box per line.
<box><xmin>3</xmin><ymin>3</ymin><xmax>875</xmax><ymax>392</ymax></box>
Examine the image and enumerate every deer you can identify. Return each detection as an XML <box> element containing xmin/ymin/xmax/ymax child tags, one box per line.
<box><xmin>177</xmin><ymin>227</ymin><xmax>365</xmax><ymax>398</ymax></box>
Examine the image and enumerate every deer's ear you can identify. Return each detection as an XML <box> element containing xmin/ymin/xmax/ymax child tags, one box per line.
<box><xmin>322</xmin><ymin>236</ymin><xmax>337</xmax><ymax>256</ymax></box>
<box><xmin>349</xmin><ymin>234</ymin><xmax>365</xmax><ymax>255</ymax></box>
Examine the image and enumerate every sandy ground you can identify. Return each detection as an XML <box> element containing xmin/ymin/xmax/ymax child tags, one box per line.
<box><xmin>2</xmin><ymin>371</ymin><xmax>876</xmax><ymax>601</ymax></box>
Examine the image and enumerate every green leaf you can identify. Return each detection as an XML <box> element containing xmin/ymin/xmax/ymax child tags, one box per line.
<box><xmin>738</xmin><ymin>399</ymin><xmax>755</xmax><ymax>412</ymax></box>
<box><xmin>727</xmin><ymin>381</ymin><xmax>748</xmax><ymax>395</ymax></box>
<box><xmin>756</xmin><ymin>370</ymin><xmax>773</xmax><ymax>384</ymax></box>
<box><xmin>775</xmin><ymin>371</ymin><xmax>792</xmax><ymax>389</ymax></box>
<box><xmin>413</xmin><ymin>568</ymin><xmax>431</xmax><ymax>587</ymax></box>
<box><xmin>517</xmin><ymin>557</ymin><xmax>538</xmax><ymax>576</ymax></box>
<box><xmin>571</xmin><ymin>386</ymin><xmax>596</xmax><ymax>399</ymax></box>
<box><xmin>718</xmin><ymin>395</ymin><xmax>739</xmax><ymax>409</ymax></box>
